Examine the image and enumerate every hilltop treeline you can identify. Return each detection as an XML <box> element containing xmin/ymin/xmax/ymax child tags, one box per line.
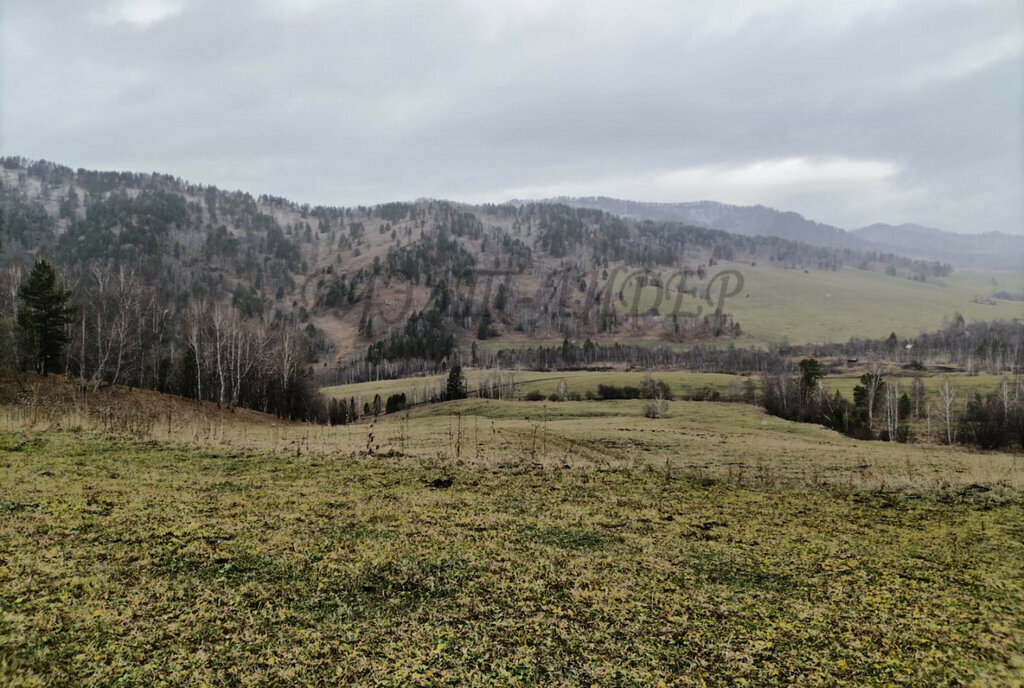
<box><xmin>478</xmin><ymin>338</ymin><xmax>788</xmax><ymax>372</ymax></box>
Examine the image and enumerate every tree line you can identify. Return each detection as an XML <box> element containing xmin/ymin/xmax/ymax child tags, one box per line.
<box><xmin>1</xmin><ymin>259</ymin><xmax>329</xmax><ymax>422</ymax></box>
<box><xmin>760</xmin><ymin>359</ymin><xmax>1024</xmax><ymax>450</ymax></box>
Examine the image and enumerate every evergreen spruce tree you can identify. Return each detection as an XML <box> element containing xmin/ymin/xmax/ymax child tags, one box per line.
<box><xmin>445</xmin><ymin>365</ymin><xmax>467</xmax><ymax>401</ymax></box>
<box><xmin>17</xmin><ymin>260</ymin><xmax>75</xmax><ymax>375</ymax></box>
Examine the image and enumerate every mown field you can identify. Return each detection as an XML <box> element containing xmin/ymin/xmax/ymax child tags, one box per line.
<box><xmin>2</xmin><ymin>377</ymin><xmax>1024</xmax><ymax>686</ymax></box>
<box><xmin>615</xmin><ymin>263</ymin><xmax>1024</xmax><ymax>345</ymax></box>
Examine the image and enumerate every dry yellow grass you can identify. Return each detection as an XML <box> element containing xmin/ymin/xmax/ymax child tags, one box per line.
<box><xmin>4</xmin><ymin>376</ymin><xmax>1024</xmax><ymax>685</ymax></box>
<box><xmin>5</xmin><ymin>374</ymin><xmax>1020</xmax><ymax>495</ymax></box>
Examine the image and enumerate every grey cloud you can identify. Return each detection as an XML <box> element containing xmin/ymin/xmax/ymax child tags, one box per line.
<box><xmin>2</xmin><ymin>0</ymin><xmax>1021</xmax><ymax>233</ymax></box>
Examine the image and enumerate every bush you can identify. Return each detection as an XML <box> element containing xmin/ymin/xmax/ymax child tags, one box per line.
<box><xmin>385</xmin><ymin>393</ymin><xmax>407</xmax><ymax>414</ymax></box>
<box><xmin>642</xmin><ymin>396</ymin><xmax>667</xmax><ymax>418</ymax></box>
<box><xmin>597</xmin><ymin>378</ymin><xmax>672</xmax><ymax>401</ymax></box>
<box><xmin>688</xmin><ymin>386</ymin><xmax>720</xmax><ymax>401</ymax></box>
<box><xmin>596</xmin><ymin>384</ymin><xmax>642</xmax><ymax>400</ymax></box>
<box><xmin>640</xmin><ymin>377</ymin><xmax>673</xmax><ymax>400</ymax></box>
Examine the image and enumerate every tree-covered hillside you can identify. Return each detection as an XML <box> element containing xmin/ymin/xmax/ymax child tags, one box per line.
<box><xmin>0</xmin><ymin>156</ymin><xmax>970</xmax><ymax>390</ymax></box>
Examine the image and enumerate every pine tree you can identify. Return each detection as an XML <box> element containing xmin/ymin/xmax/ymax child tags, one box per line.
<box><xmin>445</xmin><ymin>365</ymin><xmax>467</xmax><ymax>401</ymax></box>
<box><xmin>17</xmin><ymin>260</ymin><xmax>75</xmax><ymax>375</ymax></box>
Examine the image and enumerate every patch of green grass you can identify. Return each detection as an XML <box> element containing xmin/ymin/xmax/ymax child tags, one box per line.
<box><xmin>2</xmin><ymin>431</ymin><xmax>1023</xmax><ymax>686</ymax></box>
<box><xmin>521</xmin><ymin>525</ymin><xmax>621</xmax><ymax>551</ymax></box>
<box><xmin>0</xmin><ymin>434</ymin><xmax>48</xmax><ymax>453</ymax></box>
<box><xmin>823</xmin><ymin>373</ymin><xmax>1010</xmax><ymax>399</ymax></box>
<box><xmin>324</xmin><ymin>370</ymin><xmax>749</xmax><ymax>406</ymax></box>
<box><xmin>615</xmin><ymin>262</ymin><xmax>1023</xmax><ymax>345</ymax></box>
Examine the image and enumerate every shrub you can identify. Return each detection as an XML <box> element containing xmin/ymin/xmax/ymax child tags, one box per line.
<box><xmin>385</xmin><ymin>393</ymin><xmax>407</xmax><ymax>414</ymax></box>
<box><xmin>640</xmin><ymin>376</ymin><xmax>673</xmax><ymax>400</ymax></box>
<box><xmin>596</xmin><ymin>384</ymin><xmax>642</xmax><ymax>400</ymax></box>
<box><xmin>642</xmin><ymin>395</ymin><xmax>667</xmax><ymax>419</ymax></box>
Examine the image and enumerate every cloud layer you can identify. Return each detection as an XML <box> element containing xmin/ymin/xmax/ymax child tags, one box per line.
<box><xmin>2</xmin><ymin>0</ymin><xmax>1021</xmax><ymax>233</ymax></box>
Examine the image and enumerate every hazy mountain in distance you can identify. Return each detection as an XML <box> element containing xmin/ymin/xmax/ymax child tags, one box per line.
<box><xmin>558</xmin><ymin>197</ymin><xmax>1022</xmax><ymax>271</ymax></box>
<box><xmin>554</xmin><ymin>197</ymin><xmax>865</xmax><ymax>249</ymax></box>
<box><xmin>852</xmin><ymin>224</ymin><xmax>1024</xmax><ymax>272</ymax></box>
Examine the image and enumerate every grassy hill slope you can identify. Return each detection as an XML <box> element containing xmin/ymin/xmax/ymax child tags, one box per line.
<box><xmin>618</xmin><ymin>262</ymin><xmax>1022</xmax><ymax>345</ymax></box>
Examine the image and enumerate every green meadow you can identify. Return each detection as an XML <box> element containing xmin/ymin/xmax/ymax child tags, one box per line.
<box><xmin>614</xmin><ymin>263</ymin><xmax>1023</xmax><ymax>345</ymax></box>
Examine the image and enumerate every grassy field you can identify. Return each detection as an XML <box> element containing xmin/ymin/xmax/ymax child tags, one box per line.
<box><xmin>3</xmin><ymin>377</ymin><xmax>1024</xmax><ymax>685</ymax></box>
<box><xmin>322</xmin><ymin>370</ymin><xmax>747</xmax><ymax>405</ymax></box>
<box><xmin>323</xmin><ymin>368</ymin><xmax>1014</xmax><ymax>411</ymax></box>
<box><xmin>616</xmin><ymin>263</ymin><xmax>1024</xmax><ymax>345</ymax></box>
<box><xmin>2</xmin><ymin>429</ymin><xmax>1023</xmax><ymax>686</ymax></box>
<box><xmin>435</xmin><ymin>263</ymin><xmax>1021</xmax><ymax>356</ymax></box>
<box><xmin>821</xmin><ymin>373</ymin><xmax>1011</xmax><ymax>400</ymax></box>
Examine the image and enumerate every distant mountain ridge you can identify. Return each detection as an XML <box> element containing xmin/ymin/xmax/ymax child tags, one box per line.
<box><xmin>556</xmin><ymin>197</ymin><xmax>1023</xmax><ymax>271</ymax></box>
<box><xmin>851</xmin><ymin>223</ymin><xmax>1023</xmax><ymax>271</ymax></box>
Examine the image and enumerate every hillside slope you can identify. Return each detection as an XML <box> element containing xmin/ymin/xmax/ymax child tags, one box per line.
<box><xmin>1</xmin><ymin>157</ymin><xmax>1014</xmax><ymax>374</ymax></box>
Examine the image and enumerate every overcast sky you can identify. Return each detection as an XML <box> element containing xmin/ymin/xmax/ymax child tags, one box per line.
<box><xmin>2</xmin><ymin>0</ymin><xmax>1022</xmax><ymax>234</ymax></box>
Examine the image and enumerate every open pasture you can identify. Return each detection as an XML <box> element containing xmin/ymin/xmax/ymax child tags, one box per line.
<box><xmin>2</xmin><ymin>377</ymin><xmax>1023</xmax><ymax>685</ymax></box>
<box><xmin>614</xmin><ymin>262</ymin><xmax>1024</xmax><ymax>345</ymax></box>
<box><xmin>2</xmin><ymin>425</ymin><xmax>1023</xmax><ymax>686</ymax></box>
<box><xmin>5</xmin><ymin>374</ymin><xmax>1022</xmax><ymax>495</ymax></box>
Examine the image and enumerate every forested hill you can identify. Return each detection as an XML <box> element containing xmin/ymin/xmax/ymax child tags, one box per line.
<box><xmin>1</xmin><ymin>156</ymin><xmax>956</xmax><ymax>376</ymax></box>
<box><xmin>557</xmin><ymin>196</ymin><xmax>1023</xmax><ymax>271</ymax></box>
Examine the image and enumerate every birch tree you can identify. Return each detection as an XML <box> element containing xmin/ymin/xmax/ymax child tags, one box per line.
<box><xmin>211</xmin><ymin>306</ymin><xmax>228</xmax><ymax>407</ymax></box>
<box><xmin>185</xmin><ymin>299</ymin><xmax>208</xmax><ymax>402</ymax></box>
<box><xmin>938</xmin><ymin>377</ymin><xmax>958</xmax><ymax>445</ymax></box>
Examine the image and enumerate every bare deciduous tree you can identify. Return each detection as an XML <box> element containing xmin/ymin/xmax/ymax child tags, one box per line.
<box><xmin>185</xmin><ymin>299</ymin><xmax>208</xmax><ymax>402</ymax></box>
<box><xmin>938</xmin><ymin>377</ymin><xmax>958</xmax><ymax>445</ymax></box>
